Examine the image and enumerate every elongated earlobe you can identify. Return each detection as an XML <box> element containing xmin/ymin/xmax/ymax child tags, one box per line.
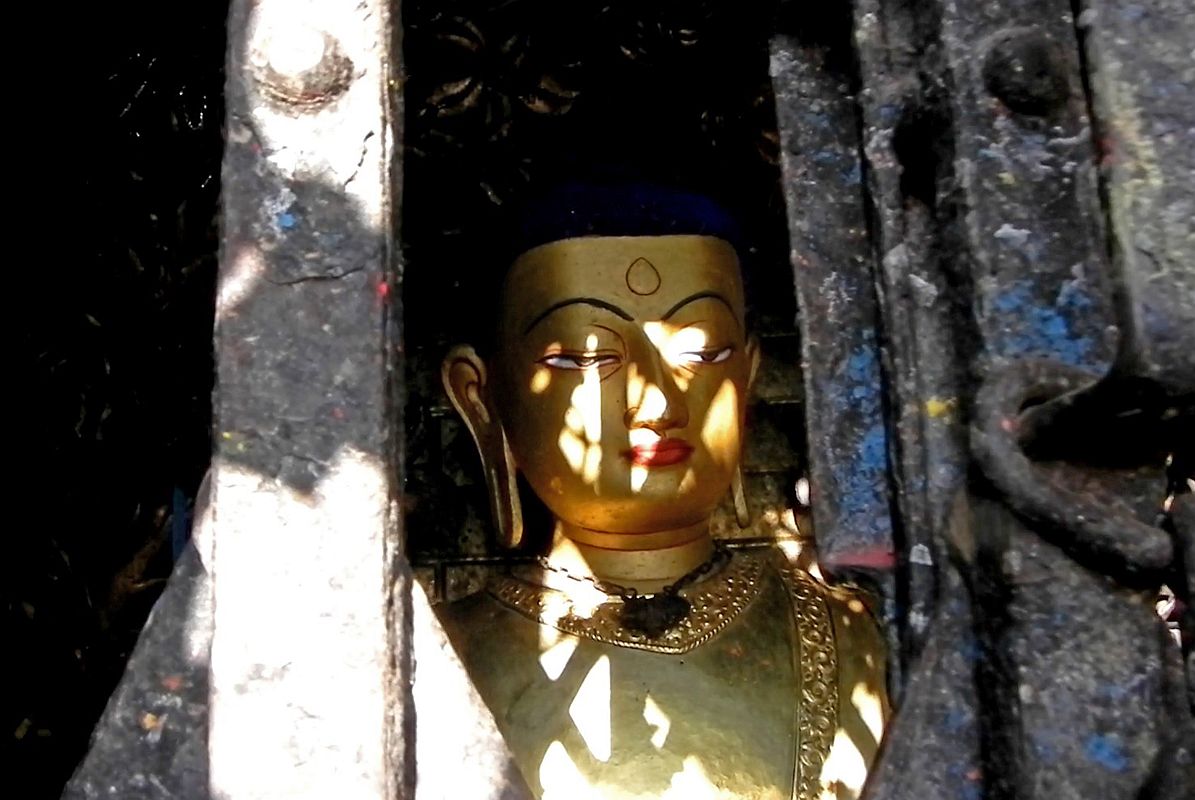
<box><xmin>730</xmin><ymin>336</ymin><xmax>761</xmax><ymax>529</ymax></box>
<box><xmin>746</xmin><ymin>336</ymin><xmax>761</xmax><ymax>391</ymax></box>
<box><xmin>732</xmin><ymin>465</ymin><xmax>751</xmax><ymax>528</ymax></box>
<box><xmin>442</xmin><ymin>346</ymin><xmax>523</xmax><ymax>548</ymax></box>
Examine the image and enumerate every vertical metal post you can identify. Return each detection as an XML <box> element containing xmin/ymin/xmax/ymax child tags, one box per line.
<box><xmin>210</xmin><ymin>2</ymin><xmax>407</xmax><ymax>797</ymax></box>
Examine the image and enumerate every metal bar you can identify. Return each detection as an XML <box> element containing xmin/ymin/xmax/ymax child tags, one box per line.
<box><xmin>209</xmin><ymin>2</ymin><xmax>406</xmax><ymax>797</ymax></box>
<box><xmin>770</xmin><ymin>29</ymin><xmax>898</xmax><ymax>582</ymax></box>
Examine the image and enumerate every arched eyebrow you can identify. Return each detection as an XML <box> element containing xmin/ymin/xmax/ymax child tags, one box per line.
<box><xmin>523</xmin><ymin>297</ymin><xmax>634</xmax><ymax>335</ymax></box>
<box><xmin>661</xmin><ymin>291</ymin><xmax>740</xmax><ymax>326</ymax></box>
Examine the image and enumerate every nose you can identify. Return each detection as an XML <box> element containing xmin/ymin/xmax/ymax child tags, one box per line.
<box><xmin>624</xmin><ymin>345</ymin><xmax>688</xmax><ymax>433</ymax></box>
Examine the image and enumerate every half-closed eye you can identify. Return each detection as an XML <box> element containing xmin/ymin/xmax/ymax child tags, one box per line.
<box><xmin>539</xmin><ymin>352</ymin><xmax>623</xmax><ymax>370</ymax></box>
<box><xmin>676</xmin><ymin>347</ymin><xmax>734</xmax><ymax>365</ymax></box>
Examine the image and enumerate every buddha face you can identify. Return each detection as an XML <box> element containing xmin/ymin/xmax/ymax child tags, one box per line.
<box><xmin>480</xmin><ymin>234</ymin><xmax>757</xmax><ymax>542</ymax></box>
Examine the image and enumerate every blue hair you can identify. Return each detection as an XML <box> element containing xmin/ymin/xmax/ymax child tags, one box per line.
<box><xmin>511</xmin><ymin>180</ymin><xmax>744</xmax><ymax>257</ymax></box>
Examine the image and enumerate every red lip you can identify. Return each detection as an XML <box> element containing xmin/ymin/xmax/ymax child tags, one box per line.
<box><xmin>623</xmin><ymin>439</ymin><xmax>694</xmax><ymax>467</ymax></box>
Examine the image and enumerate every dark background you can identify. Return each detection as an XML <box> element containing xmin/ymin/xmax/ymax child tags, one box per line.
<box><xmin>11</xmin><ymin>4</ymin><xmax>227</xmax><ymax>796</ymax></box>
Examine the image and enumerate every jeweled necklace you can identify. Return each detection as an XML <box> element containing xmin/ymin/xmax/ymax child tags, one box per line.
<box><xmin>535</xmin><ymin>545</ymin><xmax>731</xmax><ymax>638</ymax></box>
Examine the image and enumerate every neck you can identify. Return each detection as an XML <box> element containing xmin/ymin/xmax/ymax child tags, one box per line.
<box><xmin>547</xmin><ymin>519</ymin><xmax>715</xmax><ymax>594</ymax></box>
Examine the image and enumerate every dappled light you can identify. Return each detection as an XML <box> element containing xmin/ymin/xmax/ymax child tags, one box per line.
<box><xmin>642</xmin><ymin>695</ymin><xmax>671</xmax><ymax>749</ymax></box>
<box><xmin>556</xmin><ymin>334</ymin><xmax>605</xmax><ymax>484</ymax></box>
<box><xmin>539</xmin><ymin>740</ymin><xmax>601</xmax><ymax>800</ymax></box>
<box><xmin>630</xmin><ymin>463</ymin><xmax>650</xmax><ymax>492</ymax></box>
<box><xmin>538</xmin><ymin>637</ymin><xmax>579</xmax><ymax>682</ymax></box>
<box><xmin>568</xmin><ymin>655</ymin><xmax>612</xmax><ymax>762</ymax></box>
<box><xmin>700</xmin><ymin>378</ymin><xmax>740</xmax><ymax>468</ymax></box>
<box><xmin>817</xmin><ymin>728</ymin><xmax>869</xmax><ymax>799</ymax></box>
<box><xmin>531</xmin><ymin>366</ymin><xmax>553</xmax><ymax>394</ymax></box>
<box><xmin>540</xmin><ymin>312</ymin><xmax>742</xmax><ymax>506</ymax></box>
<box><xmin>851</xmin><ymin>681</ymin><xmax>886</xmax><ymax>743</ymax></box>
<box><xmin>661</xmin><ymin>756</ymin><xmax>733</xmax><ymax>800</ymax></box>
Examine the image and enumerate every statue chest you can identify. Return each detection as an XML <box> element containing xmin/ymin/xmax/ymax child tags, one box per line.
<box><xmin>451</xmin><ymin>569</ymin><xmax>806</xmax><ymax>799</ymax></box>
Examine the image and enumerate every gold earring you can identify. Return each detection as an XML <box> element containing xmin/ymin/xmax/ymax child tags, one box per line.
<box><xmin>482</xmin><ymin>426</ymin><xmax>523</xmax><ymax>548</ymax></box>
<box><xmin>732</xmin><ymin>466</ymin><xmax>750</xmax><ymax>529</ymax></box>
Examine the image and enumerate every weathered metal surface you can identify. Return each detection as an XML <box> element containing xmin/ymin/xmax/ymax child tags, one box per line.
<box><xmin>208</xmin><ymin>1</ymin><xmax>405</xmax><ymax>798</ymax></box>
<box><xmin>857</xmin><ymin>558</ymin><xmax>985</xmax><ymax>800</ymax></box>
<box><xmin>973</xmin><ymin>360</ymin><xmax>1173</xmax><ymax>573</ymax></box>
<box><xmin>852</xmin><ymin>0</ymin><xmax>970</xmax><ymax>662</ymax></box>
<box><xmin>969</xmin><ymin>366</ymin><xmax>1192</xmax><ymax>799</ymax></box>
<box><xmin>1080</xmin><ymin>0</ymin><xmax>1195</xmax><ymax>391</ymax></box>
<box><xmin>64</xmin><ymin>543</ymin><xmax>213</xmax><ymax>800</ymax></box>
<box><xmin>770</xmin><ymin>27</ymin><xmax>897</xmax><ymax>580</ymax></box>
<box><xmin>942</xmin><ymin>0</ymin><xmax>1118</xmax><ymax>377</ymax></box>
<box><xmin>852</xmin><ymin>1</ymin><xmax>1194</xmax><ymax>798</ymax></box>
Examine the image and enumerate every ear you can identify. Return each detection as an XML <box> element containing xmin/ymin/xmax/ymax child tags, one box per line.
<box><xmin>442</xmin><ymin>345</ymin><xmax>494</xmax><ymax>445</ymax></box>
<box><xmin>441</xmin><ymin>345</ymin><xmax>523</xmax><ymax>548</ymax></box>
<box><xmin>745</xmin><ymin>335</ymin><xmax>762</xmax><ymax>393</ymax></box>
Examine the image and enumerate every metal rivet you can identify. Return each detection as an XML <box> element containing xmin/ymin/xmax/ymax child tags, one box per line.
<box><xmin>251</xmin><ymin>22</ymin><xmax>353</xmax><ymax>112</ymax></box>
<box><xmin>982</xmin><ymin>27</ymin><xmax>1070</xmax><ymax>117</ymax></box>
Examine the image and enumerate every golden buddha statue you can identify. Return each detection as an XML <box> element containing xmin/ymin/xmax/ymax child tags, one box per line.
<box><xmin>437</xmin><ymin>184</ymin><xmax>887</xmax><ymax>800</ymax></box>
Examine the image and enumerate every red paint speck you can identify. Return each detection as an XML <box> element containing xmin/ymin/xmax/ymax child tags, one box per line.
<box><xmin>823</xmin><ymin>547</ymin><xmax>897</xmax><ymax>570</ymax></box>
<box><xmin>376</xmin><ymin>280</ymin><xmax>391</xmax><ymax>301</ymax></box>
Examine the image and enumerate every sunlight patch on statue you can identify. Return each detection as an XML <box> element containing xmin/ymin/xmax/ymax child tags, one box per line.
<box><xmin>554</xmin><ymin>337</ymin><xmax>605</xmax><ymax>484</ymax></box>
<box><xmin>538</xmin><ymin>636</ymin><xmax>579</xmax><ymax>682</ymax></box>
<box><xmin>531</xmin><ymin>365</ymin><xmax>553</xmax><ymax>394</ymax></box>
<box><xmin>625</xmin><ymin>361</ymin><xmax>647</xmax><ymax>413</ymax></box>
<box><xmin>851</xmin><ymin>681</ymin><xmax>886</xmax><ymax>743</ymax></box>
<box><xmin>568</xmin><ymin>655</ymin><xmax>612</xmax><ymax>762</ymax></box>
<box><xmin>633</xmin><ymin>380</ymin><xmax>672</xmax><ymax>427</ymax></box>
<box><xmin>559</xmin><ymin>426</ymin><xmax>586</xmax><ymax>475</ymax></box>
<box><xmin>818</xmin><ymin>728</ymin><xmax>868</xmax><ymax>798</ymax></box>
<box><xmin>661</xmin><ymin>756</ymin><xmax>738</xmax><ymax>799</ymax></box>
<box><xmin>700</xmin><ymin>378</ymin><xmax>740</xmax><ymax>467</ymax></box>
<box><xmin>642</xmin><ymin>695</ymin><xmax>672</xmax><ymax>749</ymax></box>
<box><xmin>631</xmin><ymin>464</ymin><xmax>649</xmax><ymax>493</ymax></box>
<box><xmin>642</xmin><ymin>321</ymin><xmax>702</xmax><ymax>392</ymax></box>
<box><xmin>539</xmin><ymin>740</ymin><xmax>602</xmax><ymax>800</ymax></box>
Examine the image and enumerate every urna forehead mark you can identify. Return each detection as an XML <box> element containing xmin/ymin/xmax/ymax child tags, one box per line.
<box><xmin>625</xmin><ymin>256</ymin><xmax>662</xmax><ymax>296</ymax></box>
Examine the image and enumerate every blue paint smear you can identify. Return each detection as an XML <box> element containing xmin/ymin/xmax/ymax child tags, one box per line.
<box><xmin>1099</xmin><ymin>682</ymin><xmax>1129</xmax><ymax>701</ymax></box>
<box><xmin>801</xmin><ymin>111</ymin><xmax>834</xmax><ymax>132</ymax></box>
<box><xmin>1098</xmin><ymin>673</ymin><xmax>1145</xmax><ymax>701</ymax></box>
<box><xmin>277</xmin><ymin>211</ymin><xmax>297</xmax><ymax>230</ymax></box>
<box><xmin>842</xmin><ymin>161</ymin><xmax>862</xmax><ymax>186</ymax></box>
<box><xmin>1120</xmin><ymin>4</ymin><xmax>1147</xmax><ymax>23</ymax></box>
<box><xmin>944</xmin><ymin>709</ymin><xmax>970</xmax><ymax>733</ymax></box>
<box><xmin>824</xmin><ymin>332</ymin><xmax>893</xmax><ymax>547</ymax></box>
<box><xmin>1084</xmin><ymin>734</ymin><xmax>1130</xmax><ymax>772</ymax></box>
<box><xmin>959</xmin><ymin>635</ymin><xmax>981</xmax><ymax>664</ymax></box>
<box><xmin>989</xmin><ymin>279</ymin><xmax>1099</xmax><ymax>367</ymax></box>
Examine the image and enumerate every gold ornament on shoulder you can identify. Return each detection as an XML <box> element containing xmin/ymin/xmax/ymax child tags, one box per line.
<box><xmin>779</xmin><ymin>564</ymin><xmax>839</xmax><ymax>800</ymax></box>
